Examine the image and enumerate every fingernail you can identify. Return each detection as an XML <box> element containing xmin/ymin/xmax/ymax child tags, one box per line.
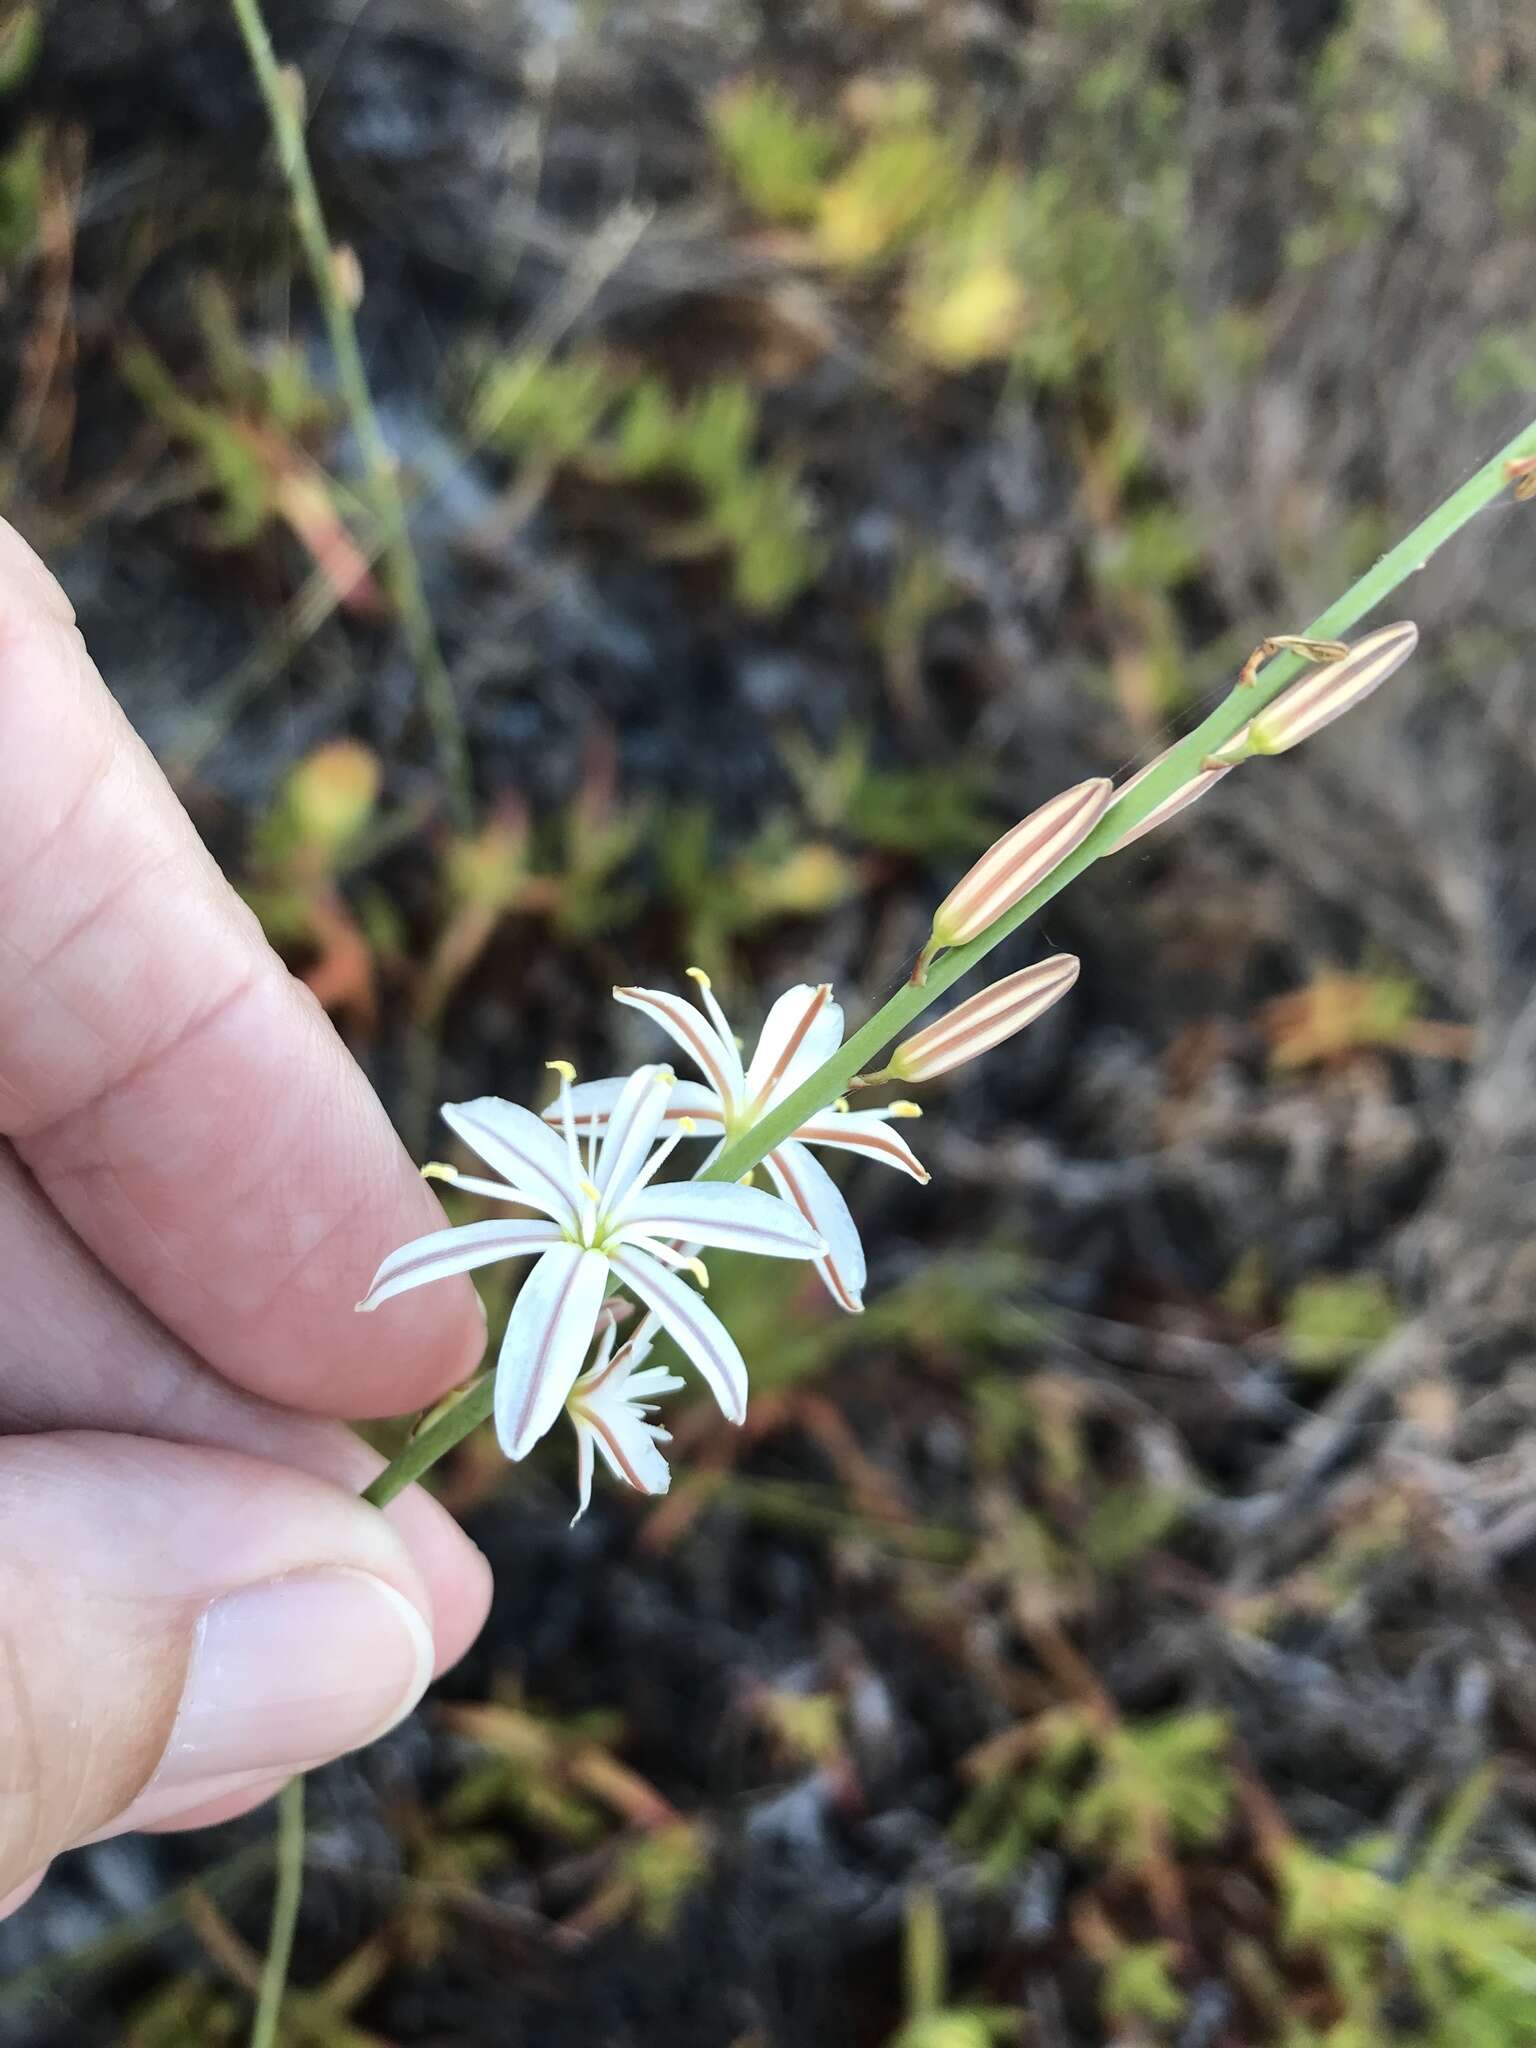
<box><xmin>150</xmin><ymin>1569</ymin><xmax>434</xmax><ymax>1792</ymax></box>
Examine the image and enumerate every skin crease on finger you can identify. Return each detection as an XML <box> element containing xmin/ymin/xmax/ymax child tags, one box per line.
<box><xmin>0</xmin><ymin>1144</ymin><xmax>492</xmax><ymax>1677</ymax></box>
<box><xmin>0</xmin><ymin>533</ymin><xmax>485</xmax><ymax>1418</ymax></box>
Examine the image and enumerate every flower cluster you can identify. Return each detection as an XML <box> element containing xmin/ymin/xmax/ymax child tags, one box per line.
<box><xmin>358</xmin><ymin>1057</ymin><xmax>824</xmax><ymax>1489</ymax></box>
<box><xmin>360</xmin><ymin>620</ymin><xmax>1420</xmax><ymax>1515</ymax></box>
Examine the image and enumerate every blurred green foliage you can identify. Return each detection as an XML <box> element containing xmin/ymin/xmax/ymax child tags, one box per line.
<box><xmin>1278</xmin><ymin>1774</ymin><xmax>1536</xmax><ymax>2048</ymax></box>
<box><xmin>1101</xmin><ymin>1939</ymin><xmax>1188</xmax><ymax>2031</ymax></box>
<box><xmin>474</xmin><ymin>349</ymin><xmax>822</xmax><ymax>613</ymax></box>
<box><xmin>1284</xmin><ymin>1274</ymin><xmax>1398</xmax><ymax>1377</ymax></box>
<box><xmin>0</xmin><ymin>3</ymin><xmax>40</xmax><ymax>97</ymax></box>
<box><xmin>0</xmin><ymin>124</ymin><xmax>42</xmax><ymax>267</ymax></box>
<box><xmin>957</xmin><ymin>1706</ymin><xmax>1233</xmax><ymax>1891</ymax></box>
<box><xmin>709</xmin><ymin>79</ymin><xmax>841</xmax><ymax>224</ymax></box>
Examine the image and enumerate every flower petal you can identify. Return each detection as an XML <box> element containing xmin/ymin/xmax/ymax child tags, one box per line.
<box><xmin>357</xmin><ymin>1218</ymin><xmax>562</xmax><ymax>1312</ymax></box>
<box><xmin>571</xmin><ymin>1417</ymin><xmax>595</xmax><ymax>1521</ymax></box>
<box><xmin>586</xmin><ymin>1407</ymin><xmax>672</xmax><ymax>1496</ymax></box>
<box><xmin>545</xmin><ymin>1077</ymin><xmax>723</xmax><ymax>1135</ymax></box>
<box><xmin>744</xmin><ymin>984</ymin><xmax>844</xmax><ymax>1108</ymax></box>
<box><xmin>575</xmin><ymin>1345</ymin><xmax>678</xmax><ymax>1497</ymax></box>
<box><xmin>765</xmin><ymin>1141</ymin><xmax>866</xmax><ymax>1313</ymax></box>
<box><xmin>619</xmin><ymin>1179</ymin><xmax>825</xmax><ymax>1258</ymax></box>
<box><xmin>442</xmin><ymin>1098</ymin><xmax>577</xmax><ymax>1227</ymax></box>
<box><xmin>494</xmin><ymin>1244</ymin><xmax>611</xmax><ymax>1459</ymax></box>
<box><xmin>793</xmin><ymin>1110</ymin><xmax>929</xmax><ymax>1183</ymax></box>
<box><xmin>609</xmin><ymin>1245</ymin><xmax>749</xmax><ymax>1422</ymax></box>
<box><xmin>614</xmin><ymin>985</ymin><xmax>745</xmax><ymax>1109</ymax></box>
<box><xmin>595</xmin><ymin>1064</ymin><xmax>675</xmax><ymax>1202</ymax></box>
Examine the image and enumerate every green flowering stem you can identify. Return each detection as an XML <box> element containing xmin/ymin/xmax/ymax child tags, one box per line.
<box><xmin>705</xmin><ymin>411</ymin><xmax>1536</xmax><ymax>1180</ymax></box>
<box><xmin>362</xmin><ymin>407</ymin><xmax>1536</xmax><ymax>1494</ymax></box>
<box><xmin>248</xmin><ymin>1775</ymin><xmax>305</xmax><ymax>2048</ymax></box>
<box><xmin>284</xmin><ymin>412</ymin><xmax>1536</xmax><ymax>2048</ymax></box>
<box><xmin>225</xmin><ymin>0</ymin><xmax>472</xmax><ymax>828</ymax></box>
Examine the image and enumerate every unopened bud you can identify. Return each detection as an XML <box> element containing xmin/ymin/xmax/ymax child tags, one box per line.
<box><xmin>930</xmin><ymin>779</ymin><xmax>1113</xmax><ymax>950</ymax></box>
<box><xmin>888</xmin><ymin>954</ymin><xmax>1080</xmax><ymax>1081</ymax></box>
<box><xmin>1105</xmin><ymin>750</ymin><xmax>1234</xmax><ymax>854</ymax></box>
<box><xmin>1214</xmin><ymin>621</ymin><xmax>1419</xmax><ymax>763</ymax></box>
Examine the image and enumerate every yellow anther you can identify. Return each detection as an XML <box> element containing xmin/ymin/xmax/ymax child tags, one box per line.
<box><xmin>685</xmin><ymin>965</ymin><xmax>712</xmax><ymax>990</ymax></box>
<box><xmin>654</xmin><ymin>1065</ymin><xmax>676</xmax><ymax>1086</ymax></box>
<box><xmin>546</xmin><ymin>1058</ymin><xmax>577</xmax><ymax>1083</ymax></box>
<box><xmin>421</xmin><ymin>1161</ymin><xmax>460</xmax><ymax>1182</ymax></box>
<box><xmin>679</xmin><ymin>1116</ymin><xmax>697</xmax><ymax>1134</ymax></box>
<box><xmin>579</xmin><ymin>1177</ymin><xmax>602</xmax><ymax>1204</ymax></box>
<box><xmin>738</xmin><ymin>1167</ymin><xmax>755</xmax><ymax>1187</ymax></box>
<box><xmin>683</xmin><ymin>1256</ymin><xmax>710</xmax><ymax>1289</ymax></box>
<box><xmin>833</xmin><ymin>1096</ymin><xmax>851</xmax><ymax>1114</ymax></box>
<box><xmin>889</xmin><ymin>1100</ymin><xmax>923</xmax><ymax>1118</ymax></box>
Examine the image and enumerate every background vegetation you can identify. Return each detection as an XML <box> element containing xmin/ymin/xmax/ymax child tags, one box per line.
<box><xmin>7</xmin><ymin>1</ymin><xmax>1536</xmax><ymax>2042</ymax></box>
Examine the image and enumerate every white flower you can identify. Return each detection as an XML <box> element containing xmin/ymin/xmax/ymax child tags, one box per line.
<box><xmin>548</xmin><ymin>975</ymin><xmax>930</xmax><ymax>1315</ymax></box>
<box><xmin>357</xmin><ymin>1062</ymin><xmax>824</xmax><ymax>1459</ymax></box>
<box><xmin>566</xmin><ymin>1313</ymin><xmax>683</xmax><ymax>1521</ymax></box>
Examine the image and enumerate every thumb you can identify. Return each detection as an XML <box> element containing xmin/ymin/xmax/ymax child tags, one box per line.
<box><xmin>0</xmin><ymin>1432</ymin><xmax>439</xmax><ymax>1896</ymax></box>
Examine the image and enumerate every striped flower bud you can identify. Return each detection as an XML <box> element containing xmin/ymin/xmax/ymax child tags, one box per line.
<box><xmin>1213</xmin><ymin>621</ymin><xmax>1419</xmax><ymax>763</ymax></box>
<box><xmin>886</xmin><ymin>954</ymin><xmax>1080</xmax><ymax>1082</ymax></box>
<box><xmin>1104</xmin><ymin>749</ymin><xmax>1234</xmax><ymax>854</ymax></box>
<box><xmin>930</xmin><ymin>778</ymin><xmax>1113</xmax><ymax>950</ymax></box>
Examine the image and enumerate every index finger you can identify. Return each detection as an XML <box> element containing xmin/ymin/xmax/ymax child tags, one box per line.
<box><xmin>0</xmin><ymin>521</ymin><xmax>485</xmax><ymax>1416</ymax></box>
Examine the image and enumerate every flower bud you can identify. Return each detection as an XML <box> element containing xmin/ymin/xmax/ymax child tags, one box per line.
<box><xmin>888</xmin><ymin>954</ymin><xmax>1080</xmax><ymax>1081</ymax></box>
<box><xmin>930</xmin><ymin>778</ymin><xmax>1112</xmax><ymax>949</ymax></box>
<box><xmin>1104</xmin><ymin>750</ymin><xmax>1234</xmax><ymax>854</ymax></box>
<box><xmin>1215</xmin><ymin>621</ymin><xmax>1419</xmax><ymax>762</ymax></box>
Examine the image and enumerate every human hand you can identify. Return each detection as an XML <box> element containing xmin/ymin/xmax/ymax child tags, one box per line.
<box><xmin>0</xmin><ymin>521</ymin><xmax>491</xmax><ymax>1917</ymax></box>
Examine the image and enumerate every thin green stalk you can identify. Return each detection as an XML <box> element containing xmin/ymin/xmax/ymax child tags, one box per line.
<box><xmin>226</xmin><ymin>0</ymin><xmax>472</xmax><ymax>827</ymax></box>
<box><xmin>363</xmin><ymin>1374</ymin><xmax>494</xmax><ymax>1509</ymax></box>
<box><xmin>249</xmin><ymin>1776</ymin><xmax>306</xmax><ymax>2048</ymax></box>
<box><xmin>359</xmin><ymin>412</ymin><xmax>1536</xmax><ymax>1493</ymax></box>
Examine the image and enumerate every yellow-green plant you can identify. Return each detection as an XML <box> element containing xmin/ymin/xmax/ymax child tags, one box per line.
<box><xmin>476</xmin><ymin>353</ymin><xmax>822</xmax><ymax>612</ymax></box>
<box><xmin>710</xmin><ymin>79</ymin><xmax>840</xmax><ymax>224</ymax></box>
<box><xmin>1100</xmin><ymin>1939</ymin><xmax>1187</xmax><ymax>2032</ymax></box>
<box><xmin>0</xmin><ymin>4</ymin><xmax>40</xmax><ymax>95</ymax></box>
<box><xmin>783</xmin><ymin>727</ymin><xmax>993</xmax><ymax>860</ymax></box>
<box><xmin>1283</xmin><ymin>1274</ymin><xmax>1399</xmax><ymax>1377</ymax></box>
<box><xmin>957</xmin><ymin>1707</ymin><xmax>1231</xmax><ymax>1891</ymax></box>
<box><xmin>0</xmin><ymin>122</ymin><xmax>44</xmax><ymax>267</ymax></box>
<box><xmin>1278</xmin><ymin>1774</ymin><xmax>1536</xmax><ymax>2047</ymax></box>
<box><xmin>889</xmin><ymin>1887</ymin><xmax>1022</xmax><ymax>2048</ymax></box>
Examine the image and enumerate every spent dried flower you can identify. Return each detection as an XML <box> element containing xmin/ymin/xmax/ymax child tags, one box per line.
<box><xmin>358</xmin><ymin>1062</ymin><xmax>823</xmax><ymax>1457</ymax></box>
<box><xmin>1210</xmin><ymin>621</ymin><xmax>1419</xmax><ymax>763</ymax></box>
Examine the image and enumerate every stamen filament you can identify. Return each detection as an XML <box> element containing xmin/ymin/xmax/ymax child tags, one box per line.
<box><xmin>609</xmin><ymin>1117</ymin><xmax>698</xmax><ymax>1220</ymax></box>
<box><xmin>626</xmin><ymin>1238</ymin><xmax>710</xmax><ymax>1286</ymax></box>
<box><xmin>686</xmin><ymin>966</ymin><xmax>742</xmax><ymax>1102</ymax></box>
<box><xmin>546</xmin><ymin>1060</ymin><xmax>584</xmax><ymax>1190</ymax></box>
